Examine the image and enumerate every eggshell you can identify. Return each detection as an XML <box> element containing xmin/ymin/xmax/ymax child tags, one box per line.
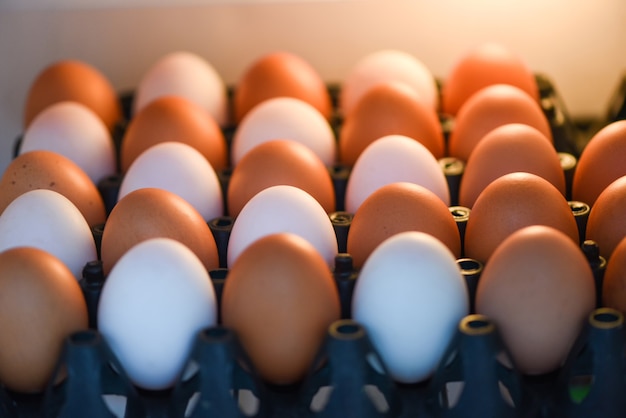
<box><xmin>120</xmin><ymin>96</ymin><xmax>227</xmax><ymax>173</ymax></box>
<box><xmin>572</xmin><ymin>120</ymin><xmax>626</xmax><ymax>207</ymax></box>
<box><xmin>227</xmin><ymin>185</ymin><xmax>338</xmax><ymax>268</ymax></box>
<box><xmin>340</xmin><ymin>49</ymin><xmax>438</xmax><ymax>115</ymax></box>
<box><xmin>118</xmin><ymin>142</ymin><xmax>223</xmax><ymax>222</ymax></box>
<box><xmin>464</xmin><ymin>172</ymin><xmax>579</xmax><ymax>264</ymax></box>
<box><xmin>233</xmin><ymin>51</ymin><xmax>332</xmax><ymax>123</ymax></box>
<box><xmin>230</xmin><ymin>97</ymin><xmax>336</xmax><ymax>166</ymax></box>
<box><xmin>475</xmin><ymin>225</ymin><xmax>595</xmax><ymax>375</ymax></box>
<box><xmin>133</xmin><ymin>51</ymin><xmax>229</xmax><ymax>126</ymax></box>
<box><xmin>347</xmin><ymin>182</ymin><xmax>461</xmax><ymax>268</ymax></box>
<box><xmin>100</xmin><ymin>188</ymin><xmax>219</xmax><ymax>276</ymax></box>
<box><xmin>227</xmin><ymin>139</ymin><xmax>335</xmax><ymax>217</ymax></box>
<box><xmin>339</xmin><ymin>82</ymin><xmax>444</xmax><ymax>166</ymax></box>
<box><xmin>221</xmin><ymin>233</ymin><xmax>340</xmax><ymax>384</ymax></box>
<box><xmin>352</xmin><ymin>231</ymin><xmax>469</xmax><ymax>383</ymax></box>
<box><xmin>0</xmin><ymin>247</ymin><xmax>88</xmax><ymax>393</ymax></box>
<box><xmin>0</xmin><ymin>150</ymin><xmax>106</xmax><ymax>227</ymax></box>
<box><xmin>585</xmin><ymin>176</ymin><xmax>626</xmax><ymax>260</ymax></box>
<box><xmin>459</xmin><ymin>123</ymin><xmax>565</xmax><ymax>208</ymax></box>
<box><xmin>0</xmin><ymin>189</ymin><xmax>97</xmax><ymax>280</ymax></box>
<box><xmin>447</xmin><ymin>84</ymin><xmax>552</xmax><ymax>162</ymax></box>
<box><xmin>20</xmin><ymin>101</ymin><xmax>116</xmax><ymax>184</ymax></box>
<box><xmin>602</xmin><ymin>236</ymin><xmax>626</xmax><ymax>313</ymax></box>
<box><xmin>344</xmin><ymin>134</ymin><xmax>450</xmax><ymax>213</ymax></box>
<box><xmin>441</xmin><ymin>43</ymin><xmax>540</xmax><ymax>116</ymax></box>
<box><xmin>98</xmin><ymin>238</ymin><xmax>217</xmax><ymax>390</ymax></box>
<box><xmin>24</xmin><ymin>59</ymin><xmax>121</xmax><ymax>132</ymax></box>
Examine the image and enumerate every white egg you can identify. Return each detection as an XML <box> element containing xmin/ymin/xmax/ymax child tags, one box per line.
<box><xmin>133</xmin><ymin>51</ymin><xmax>228</xmax><ymax>126</ymax></box>
<box><xmin>0</xmin><ymin>189</ymin><xmax>97</xmax><ymax>280</ymax></box>
<box><xmin>344</xmin><ymin>134</ymin><xmax>450</xmax><ymax>213</ymax></box>
<box><xmin>352</xmin><ymin>231</ymin><xmax>468</xmax><ymax>383</ymax></box>
<box><xmin>118</xmin><ymin>142</ymin><xmax>223</xmax><ymax>221</ymax></box>
<box><xmin>227</xmin><ymin>185</ymin><xmax>338</xmax><ymax>268</ymax></box>
<box><xmin>20</xmin><ymin>101</ymin><xmax>116</xmax><ymax>184</ymax></box>
<box><xmin>230</xmin><ymin>97</ymin><xmax>336</xmax><ymax>166</ymax></box>
<box><xmin>341</xmin><ymin>49</ymin><xmax>439</xmax><ymax>115</ymax></box>
<box><xmin>98</xmin><ymin>237</ymin><xmax>217</xmax><ymax>390</ymax></box>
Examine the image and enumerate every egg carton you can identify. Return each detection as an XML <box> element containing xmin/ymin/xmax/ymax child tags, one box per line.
<box><xmin>4</xmin><ymin>74</ymin><xmax>626</xmax><ymax>418</ymax></box>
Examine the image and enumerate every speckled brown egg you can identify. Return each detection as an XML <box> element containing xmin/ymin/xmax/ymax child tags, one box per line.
<box><xmin>227</xmin><ymin>139</ymin><xmax>335</xmax><ymax>217</ymax></box>
<box><xmin>0</xmin><ymin>247</ymin><xmax>88</xmax><ymax>393</ymax></box>
<box><xmin>339</xmin><ymin>82</ymin><xmax>445</xmax><ymax>166</ymax></box>
<box><xmin>0</xmin><ymin>150</ymin><xmax>106</xmax><ymax>227</ymax></box>
<box><xmin>120</xmin><ymin>95</ymin><xmax>227</xmax><ymax>173</ymax></box>
<box><xmin>347</xmin><ymin>182</ymin><xmax>460</xmax><ymax>268</ymax></box>
<box><xmin>221</xmin><ymin>233</ymin><xmax>340</xmax><ymax>385</ymax></box>
<box><xmin>585</xmin><ymin>175</ymin><xmax>626</xmax><ymax>260</ymax></box>
<box><xmin>602</xmin><ymin>236</ymin><xmax>626</xmax><ymax>313</ymax></box>
<box><xmin>100</xmin><ymin>188</ymin><xmax>219</xmax><ymax>276</ymax></box>
<box><xmin>24</xmin><ymin>59</ymin><xmax>122</xmax><ymax>132</ymax></box>
<box><xmin>464</xmin><ymin>172</ymin><xmax>579</xmax><ymax>264</ymax></box>
<box><xmin>476</xmin><ymin>225</ymin><xmax>595</xmax><ymax>375</ymax></box>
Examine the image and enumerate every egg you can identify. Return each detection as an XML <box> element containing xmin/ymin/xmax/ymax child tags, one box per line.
<box><xmin>20</xmin><ymin>101</ymin><xmax>116</xmax><ymax>184</ymax></box>
<box><xmin>464</xmin><ymin>172</ymin><xmax>579</xmax><ymax>264</ymax></box>
<box><xmin>475</xmin><ymin>225</ymin><xmax>595</xmax><ymax>375</ymax></box>
<box><xmin>340</xmin><ymin>49</ymin><xmax>438</xmax><ymax>116</ymax></box>
<box><xmin>120</xmin><ymin>95</ymin><xmax>227</xmax><ymax>173</ymax></box>
<box><xmin>227</xmin><ymin>139</ymin><xmax>335</xmax><ymax>217</ymax></box>
<box><xmin>572</xmin><ymin>120</ymin><xmax>626</xmax><ymax>207</ymax></box>
<box><xmin>458</xmin><ymin>123</ymin><xmax>565</xmax><ymax>208</ymax></box>
<box><xmin>339</xmin><ymin>82</ymin><xmax>444</xmax><ymax>166</ymax></box>
<box><xmin>230</xmin><ymin>97</ymin><xmax>336</xmax><ymax>166</ymax></box>
<box><xmin>100</xmin><ymin>188</ymin><xmax>219</xmax><ymax>275</ymax></box>
<box><xmin>347</xmin><ymin>182</ymin><xmax>461</xmax><ymax>268</ymax></box>
<box><xmin>447</xmin><ymin>84</ymin><xmax>552</xmax><ymax>162</ymax></box>
<box><xmin>233</xmin><ymin>51</ymin><xmax>332</xmax><ymax>123</ymax></box>
<box><xmin>441</xmin><ymin>43</ymin><xmax>540</xmax><ymax>116</ymax></box>
<box><xmin>133</xmin><ymin>51</ymin><xmax>229</xmax><ymax>126</ymax></box>
<box><xmin>227</xmin><ymin>185</ymin><xmax>338</xmax><ymax>268</ymax></box>
<box><xmin>585</xmin><ymin>176</ymin><xmax>626</xmax><ymax>260</ymax></box>
<box><xmin>344</xmin><ymin>134</ymin><xmax>449</xmax><ymax>213</ymax></box>
<box><xmin>118</xmin><ymin>142</ymin><xmax>223</xmax><ymax>222</ymax></box>
<box><xmin>0</xmin><ymin>189</ymin><xmax>97</xmax><ymax>280</ymax></box>
<box><xmin>23</xmin><ymin>59</ymin><xmax>122</xmax><ymax>132</ymax></box>
<box><xmin>98</xmin><ymin>238</ymin><xmax>217</xmax><ymax>390</ymax></box>
<box><xmin>221</xmin><ymin>233</ymin><xmax>340</xmax><ymax>385</ymax></box>
<box><xmin>602</xmin><ymin>236</ymin><xmax>626</xmax><ymax>313</ymax></box>
<box><xmin>352</xmin><ymin>231</ymin><xmax>469</xmax><ymax>383</ymax></box>
<box><xmin>0</xmin><ymin>247</ymin><xmax>88</xmax><ymax>393</ymax></box>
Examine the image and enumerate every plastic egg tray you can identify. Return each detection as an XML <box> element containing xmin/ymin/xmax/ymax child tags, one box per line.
<box><xmin>4</xmin><ymin>72</ymin><xmax>626</xmax><ymax>418</ymax></box>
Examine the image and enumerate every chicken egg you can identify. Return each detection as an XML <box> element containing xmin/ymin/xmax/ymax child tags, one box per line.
<box><xmin>476</xmin><ymin>225</ymin><xmax>595</xmax><ymax>375</ymax></box>
<box><xmin>344</xmin><ymin>134</ymin><xmax>449</xmax><ymax>213</ymax></box>
<box><xmin>585</xmin><ymin>175</ymin><xmax>626</xmax><ymax>260</ymax></box>
<box><xmin>133</xmin><ymin>51</ymin><xmax>229</xmax><ymax>126</ymax></box>
<box><xmin>602</xmin><ymin>236</ymin><xmax>626</xmax><ymax>313</ymax></box>
<box><xmin>221</xmin><ymin>233</ymin><xmax>340</xmax><ymax>385</ymax></box>
<box><xmin>339</xmin><ymin>82</ymin><xmax>444</xmax><ymax>166</ymax></box>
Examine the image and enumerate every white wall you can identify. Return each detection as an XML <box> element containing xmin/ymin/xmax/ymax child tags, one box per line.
<box><xmin>1</xmin><ymin>0</ymin><xmax>625</xmax><ymax>173</ymax></box>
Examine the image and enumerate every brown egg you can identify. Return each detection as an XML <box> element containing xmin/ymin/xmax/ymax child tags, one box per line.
<box><xmin>0</xmin><ymin>247</ymin><xmax>88</xmax><ymax>392</ymax></box>
<box><xmin>227</xmin><ymin>139</ymin><xmax>335</xmax><ymax>217</ymax></box>
<box><xmin>120</xmin><ymin>96</ymin><xmax>227</xmax><ymax>173</ymax></box>
<box><xmin>447</xmin><ymin>84</ymin><xmax>552</xmax><ymax>162</ymax></box>
<box><xmin>0</xmin><ymin>150</ymin><xmax>106</xmax><ymax>227</ymax></box>
<box><xmin>339</xmin><ymin>82</ymin><xmax>444</xmax><ymax>166</ymax></box>
<box><xmin>221</xmin><ymin>233</ymin><xmax>340</xmax><ymax>385</ymax></box>
<box><xmin>572</xmin><ymin>120</ymin><xmax>626</xmax><ymax>207</ymax></box>
<box><xmin>459</xmin><ymin>123</ymin><xmax>565</xmax><ymax>208</ymax></box>
<box><xmin>464</xmin><ymin>172</ymin><xmax>579</xmax><ymax>264</ymax></box>
<box><xmin>100</xmin><ymin>188</ymin><xmax>219</xmax><ymax>275</ymax></box>
<box><xmin>476</xmin><ymin>225</ymin><xmax>595</xmax><ymax>375</ymax></box>
<box><xmin>602</xmin><ymin>236</ymin><xmax>626</xmax><ymax>313</ymax></box>
<box><xmin>24</xmin><ymin>59</ymin><xmax>122</xmax><ymax>132</ymax></box>
<box><xmin>585</xmin><ymin>176</ymin><xmax>626</xmax><ymax>260</ymax></box>
<box><xmin>441</xmin><ymin>43</ymin><xmax>540</xmax><ymax>116</ymax></box>
<box><xmin>347</xmin><ymin>182</ymin><xmax>460</xmax><ymax>268</ymax></box>
<box><xmin>233</xmin><ymin>51</ymin><xmax>332</xmax><ymax>124</ymax></box>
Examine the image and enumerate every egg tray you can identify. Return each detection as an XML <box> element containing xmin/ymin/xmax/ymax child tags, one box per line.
<box><xmin>4</xmin><ymin>74</ymin><xmax>626</xmax><ymax>418</ymax></box>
